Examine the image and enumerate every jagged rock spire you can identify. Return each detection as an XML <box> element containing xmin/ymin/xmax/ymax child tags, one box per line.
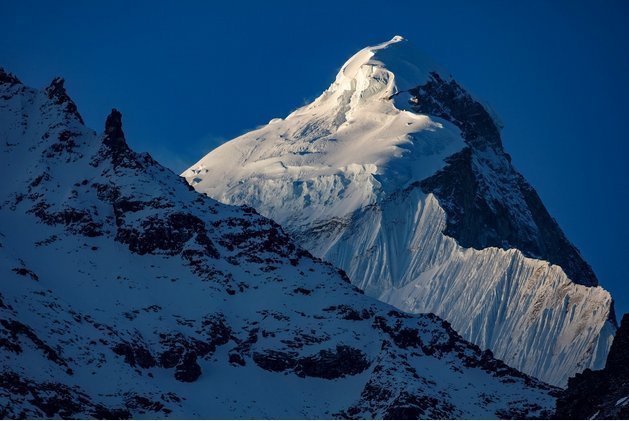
<box><xmin>44</xmin><ymin>76</ymin><xmax>84</xmax><ymax>124</ymax></box>
<box><xmin>45</xmin><ymin>77</ymin><xmax>67</xmax><ymax>100</ymax></box>
<box><xmin>0</xmin><ymin>67</ymin><xmax>21</xmax><ymax>85</ymax></box>
<box><xmin>104</xmin><ymin>108</ymin><xmax>126</xmax><ymax>148</ymax></box>
<box><xmin>101</xmin><ymin>108</ymin><xmax>142</xmax><ymax>170</ymax></box>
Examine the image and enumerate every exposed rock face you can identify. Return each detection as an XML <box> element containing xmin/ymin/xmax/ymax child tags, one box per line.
<box><xmin>0</xmin><ymin>371</ymin><xmax>131</xmax><ymax>419</ymax></box>
<box><xmin>103</xmin><ymin>108</ymin><xmax>126</xmax><ymax>150</ymax></box>
<box><xmin>0</xmin><ymin>68</ymin><xmax>21</xmax><ymax>86</ymax></box>
<box><xmin>605</xmin><ymin>315</ymin><xmax>629</xmax><ymax>376</ymax></box>
<box><xmin>252</xmin><ymin>345</ymin><xmax>370</xmax><ymax>379</ymax></box>
<box><xmin>174</xmin><ymin>352</ymin><xmax>202</xmax><ymax>382</ymax></box>
<box><xmin>183</xmin><ymin>36</ymin><xmax>616</xmax><ymax>386</ymax></box>
<box><xmin>556</xmin><ymin>314</ymin><xmax>629</xmax><ymax>420</ymax></box>
<box><xmin>100</xmin><ymin>108</ymin><xmax>148</xmax><ymax>169</ymax></box>
<box><xmin>112</xmin><ymin>341</ymin><xmax>157</xmax><ymax>369</ymax></box>
<box><xmin>412</xmin><ymin>72</ymin><xmax>598</xmax><ymax>288</ymax></box>
<box><xmin>44</xmin><ymin>77</ymin><xmax>84</xmax><ymax>124</ymax></box>
<box><xmin>0</xmin><ymin>69</ymin><xmax>557</xmax><ymax>418</ymax></box>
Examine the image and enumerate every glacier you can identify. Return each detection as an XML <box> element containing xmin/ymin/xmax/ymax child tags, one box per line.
<box><xmin>184</xmin><ymin>36</ymin><xmax>616</xmax><ymax>386</ymax></box>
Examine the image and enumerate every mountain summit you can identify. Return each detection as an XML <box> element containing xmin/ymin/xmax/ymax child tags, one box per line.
<box><xmin>184</xmin><ymin>37</ymin><xmax>616</xmax><ymax>386</ymax></box>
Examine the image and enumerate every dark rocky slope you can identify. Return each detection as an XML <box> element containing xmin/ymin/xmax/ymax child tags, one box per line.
<box><xmin>408</xmin><ymin>72</ymin><xmax>599</xmax><ymax>288</ymax></box>
<box><xmin>556</xmin><ymin>313</ymin><xmax>629</xmax><ymax>419</ymax></box>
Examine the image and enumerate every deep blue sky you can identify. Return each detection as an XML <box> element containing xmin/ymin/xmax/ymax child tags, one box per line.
<box><xmin>2</xmin><ymin>0</ymin><xmax>628</xmax><ymax>316</ymax></box>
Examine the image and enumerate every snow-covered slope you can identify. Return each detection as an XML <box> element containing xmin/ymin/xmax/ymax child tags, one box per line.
<box><xmin>0</xmin><ymin>69</ymin><xmax>557</xmax><ymax>418</ymax></box>
<box><xmin>184</xmin><ymin>36</ymin><xmax>616</xmax><ymax>387</ymax></box>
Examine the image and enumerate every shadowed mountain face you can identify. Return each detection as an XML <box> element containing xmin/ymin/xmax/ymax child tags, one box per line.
<box><xmin>556</xmin><ymin>313</ymin><xmax>629</xmax><ymax>419</ymax></box>
<box><xmin>411</xmin><ymin>72</ymin><xmax>599</xmax><ymax>288</ymax></box>
<box><xmin>0</xmin><ymin>68</ymin><xmax>556</xmax><ymax>418</ymax></box>
<box><xmin>183</xmin><ymin>37</ymin><xmax>616</xmax><ymax>387</ymax></box>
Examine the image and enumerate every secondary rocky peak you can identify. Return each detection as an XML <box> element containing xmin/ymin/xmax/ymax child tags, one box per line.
<box><xmin>45</xmin><ymin>76</ymin><xmax>84</xmax><ymax>124</ymax></box>
<box><xmin>0</xmin><ymin>67</ymin><xmax>21</xmax><ymax>85</ymax></box>
<box><xmin>100</xmin><ymin>108</ymin><xmax>149</xmax><ymax>170</ymax></box>
<box><xmin>45</xmin><ymin>77</ymin><xmax>73</xmax><ymax>105</ymax></box>
<box><xmin>46</xmin><ymin>76</ymin><xmax>66</xmax><ymax>96</ymax></box>
<box><xmin>104</xmin><ymin>108</ymin><xmax>125</xmax><ymax>148</ymax></box>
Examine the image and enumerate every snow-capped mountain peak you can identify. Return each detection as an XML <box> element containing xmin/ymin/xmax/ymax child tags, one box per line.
<box><xmin>184</xmin><ymin>37</ymin><xmax>616</xmax><ymax>387</ymax></box>
<box><xmin>328</xmin><ymin>34</ymin><xmax>438</xmax><ymax>96</ymax></box>
<box><xmin>295</xmin><ymin>35</ymin><xmax>444</xmax><ymax>125</ymax></box>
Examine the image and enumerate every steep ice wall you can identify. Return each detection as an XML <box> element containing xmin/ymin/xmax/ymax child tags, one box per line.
<box><xmin>298</xmin><ymin>190</ymin><xmax>615</xmax><ymax>385</ymax></box>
